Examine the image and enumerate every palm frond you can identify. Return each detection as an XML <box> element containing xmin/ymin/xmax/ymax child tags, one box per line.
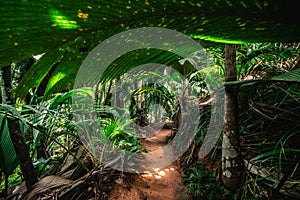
<box><xmin>2</xmin><ymin>0</ymin><xmax>300</xmax><ymax>97</ymax></box>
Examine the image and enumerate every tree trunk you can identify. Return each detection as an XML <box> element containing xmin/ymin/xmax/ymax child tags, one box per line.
<box><xmin>221</xmin><ymin>45</ymin><xmax>243</xmax><ymax>191</ymax></box>
<box><xmin>113</xmin><ymin>78</ymin><xmax>122</xmax><ymax>107</ymax></box>
<box><xmin>1</xmin><ymin>65</ymin><xmax>38</xmax><ymax>189</ymax></box>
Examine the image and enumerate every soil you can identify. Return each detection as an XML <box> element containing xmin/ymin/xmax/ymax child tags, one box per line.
<box><xmin>108</xmin><ymin>129</ymin><xmax>189</xmax><ymax>200</ymax></box>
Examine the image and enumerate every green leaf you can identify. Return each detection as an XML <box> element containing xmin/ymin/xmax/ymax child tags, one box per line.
<box><xmin>49</xmin><ymin>8</ymin><xmax>80</xmax><ymax>29</ymax></box>
<box><xmin>46</xmin><ymin>47</ymin><xmax>181</xmax><ymax>95</ymax></box>
<box><xmin>48</xmin><ymin>87</ymin><xmax>94</xmax><ymax>109</ymax></box>
<box><xmin>43</xmin><ymin>32</ymin><xmax>111</xmax><ymax>95</ymax></box>
<box><xmin>2</xmin><ymin>0</ymin><xmax>300</xmax><ymax>96</ymax></box>
<box><xmin>0</xmin><ymin>114</ymin><xmax>19</xmax><ymax>176</ymax></box>
<box><xmin>1</xmin><ymin>0</ymin><xmax>300</xmax><ymax>68</ymax></box>
<box><xmin>14</xmin><ymin>41</ymin><xmax>72</xmax><ymax>99</ymax></box>
<box><xmin>272</xmin><ymin>68</ymin><xmax>300</xmax><ymax>83</ymax></box>
<box><xmin>0</xmin><ymin>104</ymin><xmax>26</xmax><ymax>124</ymax></box>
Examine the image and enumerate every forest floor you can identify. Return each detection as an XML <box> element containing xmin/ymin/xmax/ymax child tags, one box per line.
<box><xmin>108</xmin><ymin>129</ymin><xmax>189</xmax><ymax>200</ymax></box>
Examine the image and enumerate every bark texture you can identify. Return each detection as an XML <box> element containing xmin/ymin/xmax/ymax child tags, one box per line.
<box><xmin>7</xmin><ymin>119</ymin><xmax>39</xmax><ymax>189</ymax></box>
<box><xmin>1</xmin><ymin>65</ymin><xmax>38</xmax><ymax>189</ymax></box>
<box><xmin>221</xmin><ymin>45</ymin><xmax>243</xmax><ymax>190</ymax></box>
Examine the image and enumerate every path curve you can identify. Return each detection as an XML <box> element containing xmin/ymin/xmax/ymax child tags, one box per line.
<box><xmin>108</xmin><ymin>129</ymin><xmax>188</xmax><ymax>200</ymax></box>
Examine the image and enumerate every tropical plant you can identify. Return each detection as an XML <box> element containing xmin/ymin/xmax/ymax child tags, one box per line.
<box><xmin>99</xmin><ymin>112</ymin><xmax>144</xmax><ymax>153</ymax></box>
<box><xmin>0</xmin><ymin>114</ymin><xmax>19</xmax><ymax>195</ymax></box>
<box><xmin>1</xmin><ymin>0</ymin><xmax>300</xmax><ymax>197</ymax></box>
<box><xmin>204</xmin><ymin>43</ymin><xmax>300</xmax><ymax>81</ymax></box>
<box><xmin>239</xmin><ymin>81</ymin><xmax>300</xmax><ymax>199</ymax></box>
<box><xmin>0</xmin><ymin>1</ymin><xmax>297</xmax><ymax>98</ymax></box>
<box><xmin>183</xmin><ymin>161</ymin><xmax>234</xmax><ymax>200</ymax></box>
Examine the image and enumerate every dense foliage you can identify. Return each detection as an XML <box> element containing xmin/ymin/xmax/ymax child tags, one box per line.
<box><xmin>1</xmin><ymin>0</ymin><xmax>300</xmax><ymax>199</ymax></box>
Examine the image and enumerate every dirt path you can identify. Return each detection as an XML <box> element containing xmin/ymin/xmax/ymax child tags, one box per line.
<box><xmin>108</xmin><ymin>129</ymin><xmax>188</xmax><ymax>200</ymax></box>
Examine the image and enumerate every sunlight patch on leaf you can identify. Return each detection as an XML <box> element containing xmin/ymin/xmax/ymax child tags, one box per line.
<box><xmin>49</xmin><ymin>8</ymin><xmax>80</xmax><ymax>29</ymax></box>
<box><xmin>190</xmin><ymin>34</ymin><xmax>247</xmax><ymax>44</ymax></box>
<box><xmin>45</xmin><ymin>72</ymin><xmax>67</xmax><ymax>94</ymax></box>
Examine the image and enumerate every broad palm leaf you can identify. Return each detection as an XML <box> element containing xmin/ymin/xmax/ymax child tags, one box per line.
<box><xmin>1</xmin><ymin>0</ymin><xmax>299</xmax><ymax>97</ymax></box>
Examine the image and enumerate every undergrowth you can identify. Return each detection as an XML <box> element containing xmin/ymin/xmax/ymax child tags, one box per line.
<box><xmin>183</xmin><ymin>161</ymin><xmax>234</xmax><ymax>200</ymax></box>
